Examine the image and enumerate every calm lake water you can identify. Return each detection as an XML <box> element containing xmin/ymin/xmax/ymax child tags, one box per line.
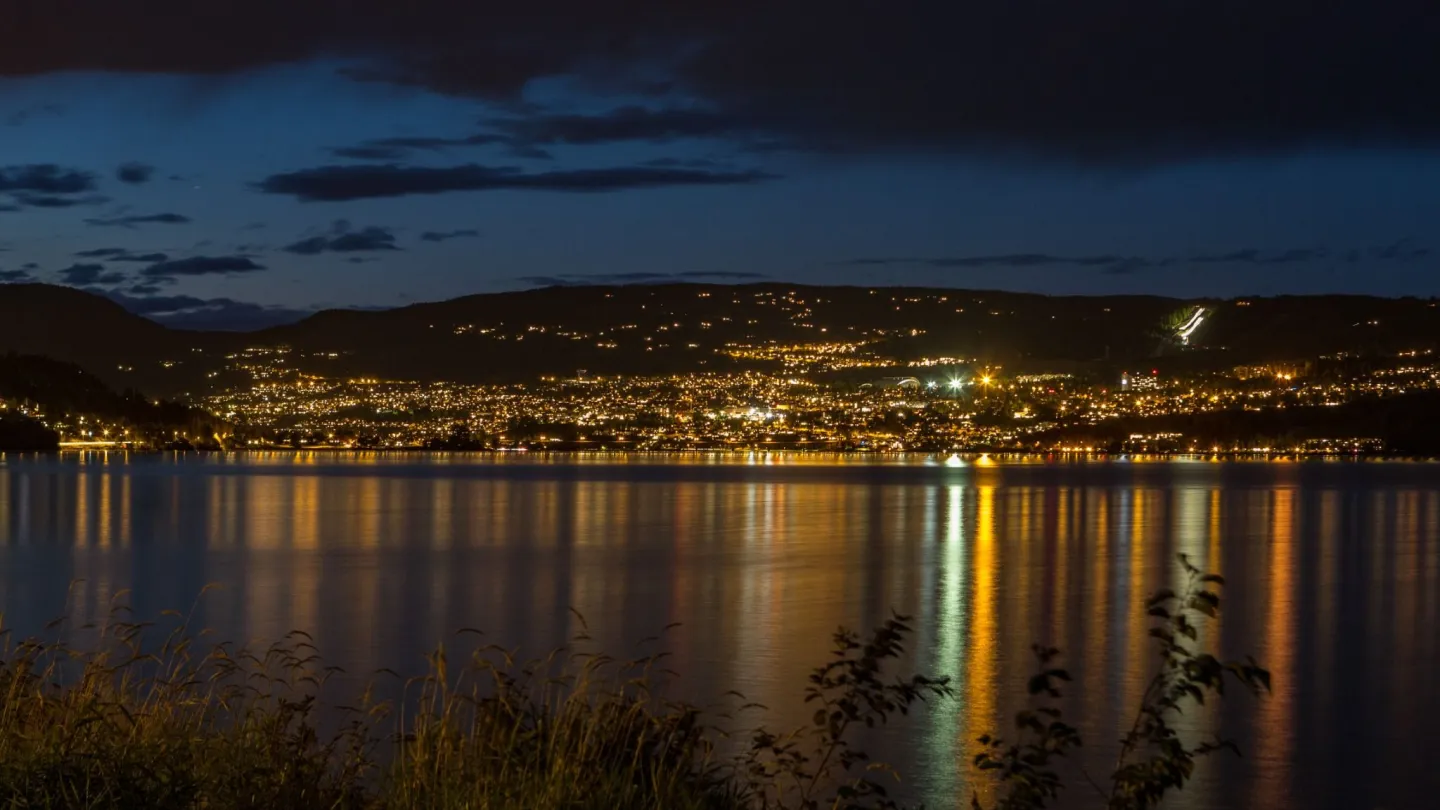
<box><xmin>1</xmin><ymin>452</ymin><xmax>1438</xmax><ymax>809</ymax></box>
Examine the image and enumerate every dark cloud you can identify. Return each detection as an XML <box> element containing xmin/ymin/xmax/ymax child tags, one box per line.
<box><xmin>0</xmin><ymin>269</ymin><xmax>34</xmax><ymax>282</ymax></box>
<box><xmin>0</xmin><ymin>164</ymin><xmax>95</xmax><ymax>194</ymax></box>
<box><xmin>420</xmin><ymin>228</ymin><xmax>480</xmax><ymax>242</ymax></box>
<box><xmin>141</xmin><ymin>256</ymin><xmax>266</xmax><ymax>279</ymax></box>
<box><xmin>10</xmin><ymin>192</ymin><xmax>109</xmax><ymax>208</ymax></box>
<box><xmin>5</xmin><ymin>2</ymin><xmax>1439</xmax><ymax>163</ymax></box>
<box><xmin>84</xmin><ymin>212</ymin><xmax>193</xmax><ymax>228</ymax></box>
<box><xmin>285</xmin><ymin>222</ymin><xmax>401</xmax><ymax>254</ymax></box>
<box><xmin>330</xmin><ymin>134</ymin><xmax>506</xmax><ymax>159</ymax></box>
<box><xmin>102</xmin><ymin>290</ymin><xmax>313</xmax><ymax>331</ymax></box>
<box><xmin>258</xmin><ymin>163</ymin><xmax>777</xmax><ymax>201</ymax></box>
<box><xmin>75</xmin><ymin>247</ymin><xmax>171</xmax><ymax>263</ymax></box>
<box><xmin>116</xmin><ymin>162</ymin><xmax>156</xmax><ymax>184</ymax></box>
<box><xmin>0</xmin><ymin>203</ymin><xmax>20</xmax><ymax>213</ymax></box>
<box><xmin>59</xmin><ymin>263</ymin><xmax>127</xmax><ymax>286</ymax></box>
<box><xmin>515</xmin><ymin>270</ymin><xmax>770</xmax><ymax>286</ymax></box>
<box><xmin>845</xmin><ymin>245</ymin><xmax>1428</xmax><ymax>273</ymax></box>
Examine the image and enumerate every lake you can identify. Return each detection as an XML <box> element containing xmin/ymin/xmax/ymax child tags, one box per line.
<box><xmin>1</xmin><ymin>452</ymin><xmax>1437</xmax><ymax>809</ymax></box>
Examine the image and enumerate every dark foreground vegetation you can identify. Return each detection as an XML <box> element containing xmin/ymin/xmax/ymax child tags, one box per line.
<box><xmin>0</xmin><ymin>556</ymin><xmax>1263</xmax><ymax>809</ymax></box>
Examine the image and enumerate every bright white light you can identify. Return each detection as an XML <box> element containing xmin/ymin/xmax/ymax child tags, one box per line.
<box><xmin>948</xmin><ymin>378</ymin><xmax>965</xmax><ymax>390</ymax></box>
<box><xmin>1176</xmin><ymin>307</ymin><xmax>1207</xmax><ymax>345</ymax></box>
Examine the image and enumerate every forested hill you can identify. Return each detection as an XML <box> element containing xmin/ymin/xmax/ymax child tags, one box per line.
<box><xmin>0</xmin><ymin>353</ymin><xmax>220</xmax><ymax>443</ymax></box>
<box><xmin>3</xmin><ymin>282</ymin><xmax>1439</xmax><ymax>390</ymax></box>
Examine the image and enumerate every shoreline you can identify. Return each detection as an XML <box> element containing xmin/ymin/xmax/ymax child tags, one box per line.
<box><xmin>19</xmin><ymin>445</ymin><xmax>1440</xmax><ymax>462</ymax></box>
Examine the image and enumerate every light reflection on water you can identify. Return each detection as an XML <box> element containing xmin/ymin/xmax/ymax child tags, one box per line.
<box><xmin>1</xmin><ymin>451</ymin><xmax>1439</xmax><ymax>809</ymax></box>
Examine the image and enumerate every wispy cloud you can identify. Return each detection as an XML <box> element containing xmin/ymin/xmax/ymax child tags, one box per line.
<box><xmin>420</xmin><ymin>228</ymin><xmax>480</xmax><ymax>243</ymax></box>
<box><xmin>258</xmin><ymin>163</ymin><xmax>778</xmax><ymax>202</ymax></box>
<box><xmin>59</xmin><ymin>263</ymin><xmax>126</xmax><ymax>286</ymax></box>
<box><xmin>75</xmin><ymin>247</ymin><xmax>170</xmax><ymax>263</ymax></box>
<box><xmin>10</xmin><ymin>193</ymin><xmax>108</xmax><ymax>208</ymax></box>
<box><xmin>115</xmin><ymin>162</ymin><xmax>156</xmax><ymax>184</ymax></box>
<box><xmin>103</xmin><ymin>290</ymin><xmax>313</xmax><ymax>331</ymax></box>
<box><xmin>84</xmin><ymin>212</ymin><xmax>192</xmax><ymax>228</ymax></box>
<box><xmin>285</xmin><ymin>221</ymin><xmax>401</xmax><ymax>254</ymax></box>
<box><xmin>141</xmin><ymin>255</ymin><xmax>266</xmax><ymax>279</ymax></box>
<box><xmin>0</xmin><ymin>164</ymin><xmax>95</xmax><ymax>194</ymax></box>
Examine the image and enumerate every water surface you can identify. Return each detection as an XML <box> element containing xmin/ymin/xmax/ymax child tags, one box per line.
<box><xmin>1</xmin><ymin>452</ymin><xmax>1437</xmax><ymax>809</ymax></box>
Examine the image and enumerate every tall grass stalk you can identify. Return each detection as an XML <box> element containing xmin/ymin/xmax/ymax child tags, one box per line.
<box><xmin>0</xmin><ymin>598</ymin><xmax>947</xmax><ymax>810</ymax></box>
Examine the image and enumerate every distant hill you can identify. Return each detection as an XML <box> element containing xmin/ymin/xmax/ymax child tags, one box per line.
<box><xmin>1039</xmin><ymin>389</ymin><xmax>1440</xmax><ymax>456</ymax></box>
<box><xmin>3</xmin><ymin>283</ymin><xmax>1438</xmax><ymax>391</ymax></box>
<box><xmin>230</xmin><ymin>284</ymin><xmax>1440</xmax><ymax>382</ymax></box>
<box><xmin>0</xmin><ymin>284</ymin><xmax>217</xmax><ymax>391</ymax></box>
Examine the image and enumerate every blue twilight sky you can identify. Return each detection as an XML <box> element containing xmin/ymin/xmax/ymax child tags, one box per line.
<box><xmin>1</xmin><ymin>2</ymin><xmax>1438</xmax><ymax>328</ymax></box>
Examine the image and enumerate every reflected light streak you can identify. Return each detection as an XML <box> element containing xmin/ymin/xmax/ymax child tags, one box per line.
<box><xmin>75</xmin><ymin>471</ymin><xmax>88</xmax><ymax>547</ymax></box>
<box><xmin>1315</xmin><ymin>489</ymin><xmax>1339</xmax><ymax>704</ymax></box>
<box><xmin>1053</xmin><ymin>487</ymin><xmax>1070</xmax><ymax>645</ymax></box>
<box><xmin>98</xmin><ymin>472</ymin><xmax>111</xmax><ymax>548</ymax></box>
<box><xmin>1255</xmin><ymin>488</ymin><xmax>1295</xmax><ymax>808</ymax></box>
<box><xmin>1426</xmin><ymin>492</ymin><xmax>1440</xmax><ymax>643</ymax></box>
<box><xmin>965</xmin><ymin>485</ymin><xmax>997</xmax><ymax>796</ymax></box>
<box><xmin>1121</xmin><ymin>489</ymin><xmax>1148</xmax><ymax>714</ymax></box>
<box><xmin>119</xmin><ymin>471</ymin><xmax>131</xmax><ymax>547</ymax></box>
<box><xmin>1085</xmin><ymin>488</ymin><xmax>1110</xmax><ymax>734</ymax></box>
<box><xmin>928</xmin><ymin>484</ymin><xmax>967</xmax><ymax>800</ymax></box>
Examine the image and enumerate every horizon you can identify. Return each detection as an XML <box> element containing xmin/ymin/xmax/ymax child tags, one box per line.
<box><xmin>9</xmin><ymin>277</ymin><xmax>1440</xmax><ymax>333</ymax></box>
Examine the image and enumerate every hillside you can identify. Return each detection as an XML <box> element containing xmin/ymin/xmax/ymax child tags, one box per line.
<box><xmin>251</xmin><ymin>285</ymin><xmax>1440</xmax><ymax>382</ymax></box>
<box><xmin>0</xmin><ymin>283</ymin><xmax>219</xmax><ymax>392</ymax></box>
<box><xmin>1038</xmin><ymin>389</ymin><xmax>1440</xmax><ymax>456</ymax></box>
<box><xmin>0</xmin><ymin>353</ymin><xmax>222</xmax><ymax>445</ymax></box>
<box><xmin>3</xmin><ymin>283</ymin><xmax>1439</xmax><ymax>390</ymax></box>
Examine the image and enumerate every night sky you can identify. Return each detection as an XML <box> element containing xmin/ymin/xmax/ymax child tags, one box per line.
<box><xmin>1</xmin><ymin>1</ymin><xmax>1438</xmax><ymax>329</ymax></box>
